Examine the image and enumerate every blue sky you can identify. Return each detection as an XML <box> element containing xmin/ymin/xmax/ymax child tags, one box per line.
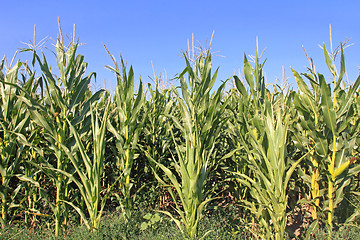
<box><xmin>1</xmin><ymin>1</ymin><xmax>360</xmax><ymax>92</ymax></box>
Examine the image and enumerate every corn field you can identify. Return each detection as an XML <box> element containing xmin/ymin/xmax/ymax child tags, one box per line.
<box><xmin>1</xmin><ymin>27</ymin><xmax>360</xmax><ymax>239</ymax></box>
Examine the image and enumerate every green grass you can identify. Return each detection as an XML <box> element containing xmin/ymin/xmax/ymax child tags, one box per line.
<box><xmin>309</xmin><ymin>225</ymin><xmax>360</xmax><ymax>240</ymax></box>
<box><xmin>1</xmin><ymin>204</ymin><xmax>359</xmax><ymax>239</ymax></box>
<box><xmin>0</xmin><ymin>204</ymin><xmax>251</xmax><ymax>240</ymax></box>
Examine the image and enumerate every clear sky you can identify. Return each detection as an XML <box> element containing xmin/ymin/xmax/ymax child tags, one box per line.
<box><xmin>1</xmin><ymin>0</ymin><xmax>360</xmax><ymax>92</ymax></box>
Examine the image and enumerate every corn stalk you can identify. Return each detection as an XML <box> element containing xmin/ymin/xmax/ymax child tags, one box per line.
<box><xmin>236</xmin><ymin>101</ymin><xmax>303</xmax><ymax>240</ymax></box>
<box><xmin>226</xmin><ymin>42</ymin><xmax>267</xmax><ymax>205</ymax></box>
<box><xmin>52</xmin><ymin>99</ymin><xmax>111</xmax><ymax>230</ymax></box>
<box><xmin>145</xmin><ymin>51</ymin><xmax>228</xmax><ymax>239</ymax></box>
<box><xmin>227</xmin><ymin>44</ymin><xmax>304</xmax><ymax>239</ymax></box>
<box><xmin>19</xmin><ymin>34</ymin><xmax>103</xmax><ymax>235</ymax></box>
<box><xmin>292</xmin><ymin>43</ymin><xmax>360</xmax><ymax>235</ymax></box>
<box><xmin>141</xmin><ymin>83</ymin><xmax>175</xmax><ymax>206</ymax></box>
<box><xmin>106</xmin><ymin>56</ymin><xmax>145</xmax><ymax>221</ymax></box>
<box><xmin>0</xmin><ymin>60</ymin><xmax>31</xmax><ymax>227</ymax></box>
<box><xmin>291</xmin><ymin>63</ymin><xmax>323</xmax><ymax>221</ymax></box>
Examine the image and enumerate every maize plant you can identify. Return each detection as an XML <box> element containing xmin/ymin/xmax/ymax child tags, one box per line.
<box><xmin>291</xmin><ymin>58</ymin><xmax>323</xmax><ymax>221</ymax></box>
<box><xmin>227</xmin><ymin>46</ymin><xmax>303</xmax><ymax>239</ymax></box>
<box><xmin>20</xmin><ymin>34</ymin><xmax>103</xmax><ymax>235</ymax></box>
<box><xmin>12</xmin><ymin>61</ymin><xmax>48</xmax><ymax>226</ymax></box>
<box><xmin>292</xmin><ymin>43</ymin><xmax>360</xmax><ymax>234</ymax></box>
<box><xmin>226</xmin><ymin>43</ymin><xmax>267</xmax><ymax>204</ymax></box>
<box><xmin>235</xmin><ymin>100</ymin><xmax>303</xmax><ymax>240</ymax></box>
<box><xmin>141</xmin><ymin>83</ymin><xmax>175</xmax><ymax>205</ymax></box>
<box><xmin>106</xmin><ymin>56</ymin><xmax>145</xmax><ymax>221</ymax></box>
<box><xmin>0</xmin><ymin>60</ymin><xmax>31</xmax><ymax>227</ymax></box>
<box><xmin>54</xmin><ymin>98</ymin><xmax>111</xmax><ymax>230</ymax></box>
<box><xmin>143</xmin><ymin>83</ymin><xmax>174</xmax><ymax>169</ymax></box>
<box><xmin>145</xmin><ymin>51</ymin><xmax>229</xmax><ymax>239</ymax></box>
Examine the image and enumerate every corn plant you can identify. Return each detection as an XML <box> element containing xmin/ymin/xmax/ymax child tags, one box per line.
<box><xmin>143</xmin><ymin>83</ymin><xmax>174</xmax><ymax>167</ymax></box>
<box><xmin>225</xmin><ymin>43</ymin><xmax>267</xmax><ymax>205</ymax></box>
<box><xmin>52</xmin><ymin>98</ymin><xmax>111</xmax><ymax>230</ymax></box>
<box><xmin>13</xmin><ymin>61</ymin><xmax>48</xmax><ymax>226</ymax></box>
<box><xmin>106</xmin><ymin>56</ymin><xmax>145</xmax><ymax>221</ymax></box>
<box><xmin>141</xmin><ymin>83</ymin><xmax>175</xmax><ymax>206</ymax></box>
<box><xmin>235</xmin><ymin>100</ymin><xmax>303</xmax><ymax>240</ymax></box>
<box><xmin>0</xmin><ymin>60</ymin><xmax>31</xmax><ymax>227</ymax></box>
<box><xmin>291</xmin><ymin>54</ymin><xmax>323</xmax><ymax>221</ymax></box>
<box><xmin>292</xmin><ymin>43</ymin><xmax>360</xmax><ymax>234</ymax></box>
<box><xmin>226</xmin><ymin>45</ymin><xmax>305</xmax><ymax>239</ymax></box>
<box><xmin>0</xmin><ymin>52</ymin><xmax>56</xmax><ymax>227</ymax></box>
<box><xmin>145</xmin><ymin>51</ymin><xmax>229</xmax><ymax>239</ymax></box>
<box><xmin>20</xmin><ymin>34</ymin><xmax>103</xmax><ymax>235</ymax></box>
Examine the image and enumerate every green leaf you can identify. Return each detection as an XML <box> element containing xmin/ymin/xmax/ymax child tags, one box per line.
<box><xmin>323</xmin><ymin>43</ymin><xmax>336</xmax><ymax>77</ymax></box>
<box><xmin>244</xmin><ymin>55</ymin><xmax>254</xmax><ymax>92</ymax></box>
<box><xmin>140</xmin><ymin>222</ymin><xmax>149</xmax><ymax>230</ymax></box>
<box><xmin>319</xmin><ymin>74</ymin><xmax>337</xmax><ymax>136</ymax></box>
<box><xmin>338</xmin><ymin>44</ymin><xmax>345</xmax><ymax>82</ymax></box>
<box><xmin>143</xmin><ymin>213</ymin><xmax>152</xmax><ymax>220</ymax></box>
<box><xmin>337</xmin><ymin>74</ymin><xmax>360</xmax><ymax>117</ymax></box>
<box><xmin>16</xmin><ymin>174</ymin><xmax>40</xmax><ymax>188</ymax></box>
<box><xmin>233</xmin><ymin>75</ymin><xmax>248</xmax><ymax>97</ymax></box>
